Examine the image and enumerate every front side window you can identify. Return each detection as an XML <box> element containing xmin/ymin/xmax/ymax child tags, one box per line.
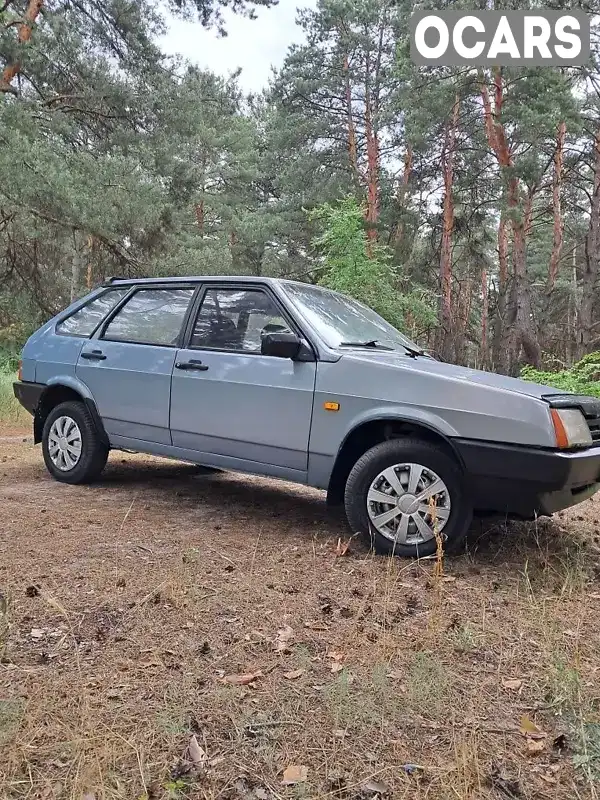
<box><xmin>282</xmin><ymin>282</ymin><xmax>422</xmax><ymax>353</ymax></box>
<box><xmin>102</xmin><ymin>288</ymin><xmax>194</xmax><ymax>346</ymax></box>
<box><xmin>56</xmin><ymin>289</ymin><xmax>128</xmax><ymax>337</ymax></box>
<box><xmin>191</xmin><ymin>288</ymin><xmax>291</xmax><ymax>352</ymax></box>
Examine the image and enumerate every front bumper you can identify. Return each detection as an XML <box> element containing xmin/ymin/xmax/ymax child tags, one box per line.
<box><xmin>13</xmin><ymin>381</ymin><xmax>44</xmax><ymax>416</ymax></box>
<box><xmin>454</xmin><ymin>438</ymin><xmax>600</xmax><ymax>518</ymax></box>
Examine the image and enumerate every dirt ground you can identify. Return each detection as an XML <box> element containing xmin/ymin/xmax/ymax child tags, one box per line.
<box><xmin>2</xmin><ymin>427</ymin><xmax>600</xmax><ymax>800</ymax></box>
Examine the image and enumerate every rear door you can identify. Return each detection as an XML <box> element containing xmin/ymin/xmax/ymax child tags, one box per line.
<box><xmin>169</xmin><ymin>285</ymin><xmax>317</xmax><ymax>475</ymax></box>
<box><xmin>76</xmin><ymin>286</ymin><xmax>195</xmax><ymax>444</ymax></box>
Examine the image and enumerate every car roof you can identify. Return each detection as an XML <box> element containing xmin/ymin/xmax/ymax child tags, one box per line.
<box><xmin>104</xmin><ymin>275</ymin><xmax>307</xmax><ymax>288</ymax></box>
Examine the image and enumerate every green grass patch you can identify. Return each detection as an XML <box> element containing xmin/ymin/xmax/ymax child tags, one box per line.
<box><xmin>0</xmin><ymin>370</ymin><xmax>29</xmax><ymax>425</ymax></box>
<box><xmin>521</xmin><ymin>352</ymin><xmax>600</xmax><ymax>397</ymax></box>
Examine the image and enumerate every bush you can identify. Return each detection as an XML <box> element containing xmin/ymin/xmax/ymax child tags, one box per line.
<box><xmin>309</xmin><ymin>197</ymin><xmax>436</xmax><ymax>338</ymax></box>
<box><xmin>521</xmin><ymin>353</ymin><xmax>600</xmax><ymax>398</ymax></box>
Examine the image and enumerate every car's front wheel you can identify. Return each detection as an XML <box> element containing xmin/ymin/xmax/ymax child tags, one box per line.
<box><xmin>42</xmin><ymin>400</ymin><xmax>109</xmax><ymax>484</ymax></box>
<box><xmin>344</xmin><ymin>438</ymin><xmax>472</xmax><ymax>558</ymax></box>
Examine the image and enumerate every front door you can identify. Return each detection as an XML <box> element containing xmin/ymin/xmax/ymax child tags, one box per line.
<box><xmin>170</xmin><ymin>285</ymin><xmax>316</xmax><ymax>475</ymax></box>
<box><xmin>76</xmin><ymin>286</ymin><xmax>195</xmax><ymax>444</ymax></box>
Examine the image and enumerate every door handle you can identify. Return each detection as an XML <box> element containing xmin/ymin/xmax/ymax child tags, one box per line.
<box><xmin>176</xmin><ymin>359</ymin><xmax>209</xmax><ymax>372</ymax></box>
<box><xmin>81</xmin><ymin>350</ymin><xmax>107</xmax><ymax>361</ymax></box>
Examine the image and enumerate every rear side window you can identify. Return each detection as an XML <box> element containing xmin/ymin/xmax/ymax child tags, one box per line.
<box><xmin>102</xmin><ymin>288</ymin><xmax>194</xmax><ymax>346</ymax></box>
<box><xmin>56</xmin><ymin>289</ymin><xmax>128</xmax><ymax>337</ymax></box>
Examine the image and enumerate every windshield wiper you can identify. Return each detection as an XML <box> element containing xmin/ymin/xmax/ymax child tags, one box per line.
<box><xmin>402</xmin><ymin>344</ymin><xmax>423</xmax><ymax>359</ymax></box>
<box><xmin>340</xmin><ymin>340</ymin><xmax>423</xmax><ymax>357</ymax></box>
<box><xmin>339</xmin><ymin>340</ymin><xmax>395</xmax><ymax>351</ymax></box>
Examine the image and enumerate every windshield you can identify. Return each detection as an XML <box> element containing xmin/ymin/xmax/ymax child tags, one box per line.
<box><xmin>282</xmin><ymin>282</ymin><xmax>422</xmax><ymax>353</ymax></box>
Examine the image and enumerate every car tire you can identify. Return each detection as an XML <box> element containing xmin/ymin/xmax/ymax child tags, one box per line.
<box><xmin>344</xmin><ymin>438</ymin><xmax>472</xmax><ymax>558</ymax></box>
<box><xmin>42</xmin><ymin>400</ymin><xmax>109</xmax><ymax>485</ymax></box>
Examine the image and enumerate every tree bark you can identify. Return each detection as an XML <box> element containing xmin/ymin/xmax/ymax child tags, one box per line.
<box><xmin>548</xmin><ymin>121</ymin><xmax>566</xmax><ymax>289</ymax></box>
<box><xmin>437</xmin><ymin>93</ymin><xmax>460</xmax><ymax>362</ymax></box>
<box><xmin>579</xmin><ymin>128</ymin><xmax>600</xmax><ymax>357</ymax></box>
<box><xmin>364</xmin><ymin>66</ymin><xmax>379</xmax><ymax>247</ymax></box>
<box><xmin>342</xmin><ymin>54</ymin><xmax>359</xmax><ymax>182</ymax></box>
<box><xmin>480</xmin><ymin>69</ymin><xmax>541</xmax><ymax>372</ymax></box>
<box><xmin>0</xmin><ymin>0</ymin><xmax>44</xmax><ymax>93</ymax></box>
<box><xmin>392</xmin><ymin>144</ymin><xmax>412</xmax><ymax>249</ymax></box>
<box><xmin>481</xmin><ymin>266</ymin><xmax>489</xmax><ymax>368</ymax></box>
<box><xmin>70</xmin><ymin>231</ymin><xmax>82</xmax><ymax>303</ymax></box>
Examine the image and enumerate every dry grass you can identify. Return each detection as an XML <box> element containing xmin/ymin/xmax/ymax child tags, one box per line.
<box><xmin>0</xmin><ymin>373</ymin><xmax>29</xmax><ymax>426</ymax></box>
<box><xmin>1</xmin><ymin>432</ymin><xmax>600</xmax><ymax>799</ymax></box>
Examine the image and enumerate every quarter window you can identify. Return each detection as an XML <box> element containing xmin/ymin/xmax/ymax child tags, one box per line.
<box><xmin>191</xmin><ymin>288</ymin><xmax>291</xmax><ymax>352</ymax></box>
<box><xmin>102</xmin><ymin>288</ymin><xmax>194</xmax><ymax>346</ymax></box>
<box><xmin>56</xmin><ymin>289</ymin><xmax>128</xmax><ymax>337</ymax></box>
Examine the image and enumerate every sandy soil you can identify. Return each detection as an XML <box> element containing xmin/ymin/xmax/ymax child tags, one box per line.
<box><xmin>2</xmin><ymin>428</ymin><xmax>600</xmax><ymax>799</ymax></box>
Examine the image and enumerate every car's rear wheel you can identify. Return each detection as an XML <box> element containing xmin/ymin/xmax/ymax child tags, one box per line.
<box><xmin>344</xmin><ymin>438</ymin><xmax>472</xmax><ymax>558</ymax></box>
<box><xmin>42</xmin><ymin>400</ymin><xmax>108</xmax><ymax>484</ymax></box>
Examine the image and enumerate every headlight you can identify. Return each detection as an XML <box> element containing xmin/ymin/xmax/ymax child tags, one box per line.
<box><xmin>550</xmin><ymin>408</ymin><xmax>592</xmax><ymax>448</ymax></box>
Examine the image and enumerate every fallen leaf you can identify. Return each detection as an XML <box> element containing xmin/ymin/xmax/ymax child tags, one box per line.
<box><xmin>360</xmin><ymin>778</ymin><xmax>389</xmax><ymax>795</ymax></box>
<box><xmin>328</xmin><ymin>650</ymin><xmax>344</xmax><ymax>661</ymax></box>
<box><xmin>30</xmin><ymin>628</ymin><xmax>45</xmax><ymax>640</ymax></box>
<box><xmin>526</xmin><ymin>738</ymin><xmax>545</xmax><ymax>754</ymax></box>
<box><xmin>502</xmin><ymin>678</ymin><xmax>523</xmax><ymax>691</ymax></box>
<box><xmin>83</xmin><ymin>794</ymin><xmax>96</xmax><ymax>800</ymax></box>
<box><xmin>304</xmin><ymin>621</ymin><xmax>329</xmax><ymax>631</ymax></box>
<box><xmin>188</xmin><ymin>735</ymin><xmax>208</xmax><ymax>766</ymax></box>
<box><xmin>274</xmin><ymin>625</ymin><xmax>294</xmax><ymax>652</ymax></box>
<box><xmin>519</xmin><ymin>715</ymin><xmax>545</xmax><ymax>738</ymax></box>
<box><xmin>282</xmin><ymin>765</ymin><xmax>308</xmax><ymax>785</ymax></box>
<box><xmin>254</xmin><ymin>789</ymin><xmax>270</xmax><ymax>800</ymax></box>
<box><xmin>221</xmin><ymin>671</ymin><xmax>263</xmax><ymax>685</ymax></box>
<box><xmin>335</xmin><ymin>538</ymin><xmax>350</xmax><ymax>557</ymax></box>
<box><xmin>283</xmin><ymin>669</ymin><xmax>304</xmax><ymax>680</ymax></box>
<box><xmin>441</xmin><ymin>576</ymin><xmax>456</xmax><ymax>583</ymax></box>
<box><xmin>331</xmin><ymin>662</ymin><xmax>344</xmax><ymax>673</ymax></box>
<box><xmin>333</xmin><ymin>728</ymin><xmax>347</xmax><ymax>739</ymax></box>
<box><xmin>539</xmin><ymin>773</ymin><xmax>557</xmax><ymax>785</ymax></box>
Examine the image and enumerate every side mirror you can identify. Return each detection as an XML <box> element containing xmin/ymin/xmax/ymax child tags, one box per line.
<box><xmin>261</xmin><ymin>331</ymin><xmax>302</xmax><ymax>359</ymax></box>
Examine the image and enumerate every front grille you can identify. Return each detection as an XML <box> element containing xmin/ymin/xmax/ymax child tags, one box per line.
<box><xmin>585</xmin><ymin>413</ymin><xmax>600</xmax><ymax>442</ymax></box>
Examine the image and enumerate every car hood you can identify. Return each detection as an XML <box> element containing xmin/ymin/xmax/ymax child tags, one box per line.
<box><xmin>342</xmin><ymin>350</ymin><xmax>560</xmax><ymax>400</ymax></box>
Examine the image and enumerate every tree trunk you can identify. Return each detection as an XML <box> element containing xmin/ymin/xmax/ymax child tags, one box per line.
<box><xmin>548</xmin><ymin>121</ymin><xmax>566</xmax><ymax>289</ymax></box>
<box><xmin>437</xmin><ymin>94</ymin><xmax>460</xmax><ymax>362</ymax></box>
<box><xmin>70</xmin><ymin>232</ymin><xmax>82</xmax><ymax>303</ymax></box>
<box><xmin>492</xmin><ymin>211</ymin><xmax>509</xmax><ymax>369</ymax></box>
<box><xmin>86</xmin><ymin>234</ymin><xmax>94</xmax><ymax>290</ymax></box>
<box><xmin>480</xmin><ymin>69</ymin><xmax>540</xmax><ymax>372</ymax></box>
<box><xmin>363</xmin><ymin>45</ymin><xmax>380</xmax><ymax>250</ymax></box>
<box><xmin>566</xmin><ymin>244</ymin><xmax>577</xmax><ymax>366</ymax></box>
<box><xmin>342</xmin><ymin>54</ymin><xmax>359</xmax><ymax>182</ymax></box>
<box><xmin>579</xmin><ymin>128</ymin><xmax>600</xmax><ymax>357</ymax></box>
<box><xmin>1</xmin><ymin>0</ymin><xmax>44</xmax><ymax>93</ymax></box>
<box><xmin>481</xmin><ymin>266</ymin><xmax>489</xmax><ymax>368</ymax></box>
<box><xmin>392</xmin><ymin>144</ymin><xmax>412</xmax><ymax>250</ymax></box>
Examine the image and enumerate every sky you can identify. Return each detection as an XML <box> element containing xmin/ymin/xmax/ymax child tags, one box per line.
<box><xmin>161</xmin><ymin>1</ymin><xmax>317</xmax><ymax>93</ymax></box>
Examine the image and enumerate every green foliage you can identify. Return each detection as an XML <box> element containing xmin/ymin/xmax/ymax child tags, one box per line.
<box><xmin>521</xmin><ymin>353</ymin><xmax>600</xmax><ymax>397</ymax></box>
<box><xmin>310</xmin><ymin>197</ymin><xmax>435</xmax><ymax>337</ymax></box>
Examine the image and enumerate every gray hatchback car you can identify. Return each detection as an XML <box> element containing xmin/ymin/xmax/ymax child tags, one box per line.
<box><xmin>14</xmin><ymin>275</ymin><xmax>600</xmax><ymax>557</ymax></box>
